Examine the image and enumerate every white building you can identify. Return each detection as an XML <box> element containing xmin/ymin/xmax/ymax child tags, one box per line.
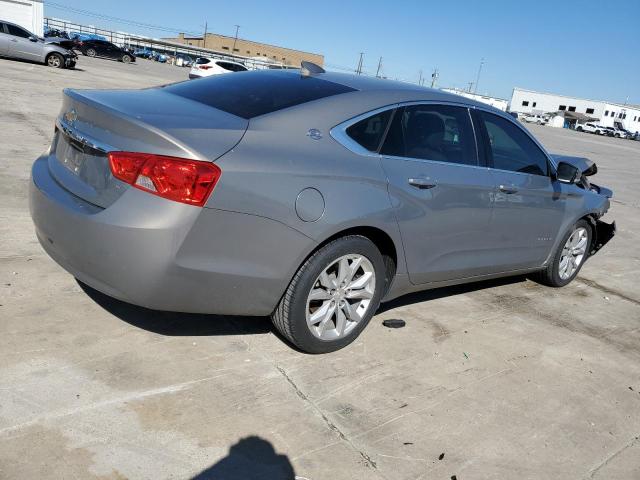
<box><xmin>510</xmin><ymin>87</ymin><xmax>640</xmax><ymax>133</ymax></box>
<box><xmin>442</xmin><ymin>88</ymin><xmax>509</xmax><ymax>111</ymax></box>
<box><xmin>0</xmin><ymin>0</ymin><xmax>43</xmax><ymax>36</ymax></box>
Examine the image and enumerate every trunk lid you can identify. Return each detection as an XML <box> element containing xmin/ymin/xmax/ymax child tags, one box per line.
<box><xmin>49</xmin><ymin>88</ymin><xmax>247</xmax><ymax>208</ymax></box>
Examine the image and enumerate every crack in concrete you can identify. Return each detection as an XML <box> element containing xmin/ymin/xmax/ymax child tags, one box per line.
<box><xmin>275</xmin><ymin>365</ymin><xmax>383</xmax><ymax>475</ymax></box>
<box><xmin>578</xmin><ymin>277</ymin><xmax>640</xmax><ymax>306</ymax></box>
<box><xmin>585</xmin><ymin>435</ymin><xmax>639</xmax><ymax>478</ymax></box>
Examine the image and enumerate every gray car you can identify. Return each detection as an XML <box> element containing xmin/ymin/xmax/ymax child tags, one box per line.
<box><xmin>29</xmin><ymin>68</ymin><xmax>616</xmax><ymax>353</ymax></box>
<box><xmin>0</xmin><ymin>20</ymin><xmax>77</xmax><ymax>68</ymax></box>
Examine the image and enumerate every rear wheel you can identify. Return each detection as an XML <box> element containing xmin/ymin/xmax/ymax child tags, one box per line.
<box><xmin>86</xmin><ymin>48</ymin><xmax>97</xmax><ymax>57</ymax></box>
<box><xmin>534</xmin><ymin>220</ymin><xmax>591</xmax><ymax>287</ymax></box>
<box><xmin>272</xmin><ymin>236</ymin><xmax>386</xmax><ymax>353</ymax></box>
<box><xmin>122</xmin><ymin>54</ymin><xmax>131</xmax><ymax>63</ymax></box>
<box><xmin>46</xmin><ymin>53</ymin><xmax>64</xmax><ymax>69</ymax></box>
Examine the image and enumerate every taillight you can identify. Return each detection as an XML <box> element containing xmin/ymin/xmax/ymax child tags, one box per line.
<box><xmin>199</xmin><ymin>65</ymin><xmax>212</xmax><ymax>70</ymax></box>
<box><xmin>108</xmin><ymin>152</ymin><xmax>221</xmax><ymax>207</ymax></box>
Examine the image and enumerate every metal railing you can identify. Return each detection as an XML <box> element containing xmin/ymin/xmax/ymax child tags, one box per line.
<box><xmin>44</xmin><ymin>17</ymin><xmax>283</xmax><ymax>70</ymax></box>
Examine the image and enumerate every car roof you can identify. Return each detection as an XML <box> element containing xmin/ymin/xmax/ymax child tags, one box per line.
<box><xmin>277</xmin><ymin>70</ymin><xmax>506</xmax><ymax>113</ymax></box>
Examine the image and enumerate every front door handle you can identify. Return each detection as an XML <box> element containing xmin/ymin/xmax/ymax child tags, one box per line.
<box><xmin>10</xmin><ymin>39</ymin><xmax>18</xmax><ymax>42</ymax></box>
<box><xmin>499</xmin><ymin>184</ymin><xmax>518</xmax><ymax>194</ymax></box>
<box><xmin>408</xmin><ymin>178</ymin><xmax>437</xmax><ymax>190</ymax></box>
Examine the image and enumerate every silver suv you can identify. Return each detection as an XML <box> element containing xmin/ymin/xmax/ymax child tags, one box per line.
<box><xmin>0</xmin><ymin>20</ymin><xmax>77</xmax><ymax>68</ymax></box>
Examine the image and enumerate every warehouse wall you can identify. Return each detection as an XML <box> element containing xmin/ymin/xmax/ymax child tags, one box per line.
<box><xmin>0</xmin><ymin>0</ymin><xmax>43</xmax><ymax>36</ymax></box>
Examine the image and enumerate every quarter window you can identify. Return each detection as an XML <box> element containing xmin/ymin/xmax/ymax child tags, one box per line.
<box><xmin>346</xmin><ymin>109</ymin><xmax>393</xmax><ymax>152</ymax></box>
<box><xmin>476</xmin><ymin>111</ymin><xmax>549</xmax><ymax>176</ymax></box>
<box><xmin>380</xmin><ymin>104</ymin><xmax>477</xmax><ymax>166</ymax></box>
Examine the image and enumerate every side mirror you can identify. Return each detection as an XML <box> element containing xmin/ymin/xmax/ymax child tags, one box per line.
<box><xmin>556</xmin><ymin>162</ymin><xmax>580</xmax><ymax>184</ymax></box>
<box><xmin>29</xmin><ymin>36</ymin><xmax>38</xmax><ymax>42</ymax></box>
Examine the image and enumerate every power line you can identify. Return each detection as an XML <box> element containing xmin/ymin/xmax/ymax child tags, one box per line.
<box><xmin>46</xmin><ymin>2</ymin><xmax>201</xmax><ymax>36</ymax></box>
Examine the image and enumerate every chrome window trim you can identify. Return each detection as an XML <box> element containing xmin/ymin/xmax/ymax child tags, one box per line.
<box><xmin>331</xmin><ymin>99</ymin><xmax>557</xmax><ymax>175</ymax></box>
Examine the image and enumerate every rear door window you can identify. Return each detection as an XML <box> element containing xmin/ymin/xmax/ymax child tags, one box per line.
<box><xmin>164</xmin><ymin>70</ymin><xmax>356</xmax><ymax>119</ymax></box>
<box><xmin>346</xmin><ymin>109</ymin><xmax>394</xmax><ymax>152</ymax></box>
<box><xmin>381</xmin><ymin>104</ymin><xmax>478</xmax><ymax>166</ymax></box>
<box><xmin>6</xmin><ymin>24</ymin><xmax>31</xmax><ymax>38</ymax></box>
<box><xmin>475</xmin><ymin>111</ymin><xmax>549</xmax><ymax>176</ymax></box>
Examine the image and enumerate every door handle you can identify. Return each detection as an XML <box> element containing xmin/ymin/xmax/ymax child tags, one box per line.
<box><xmin>408</xmin><ymin>178</ymin><xmax>437</xmax><ymax>189</ymax></box>
<box><xmin>10</xmin><ymin>39</ymin><xmax>18</xmax><ymax>42</ymax></box>
<box><xmin>499</xmin><ymin>184</ymin><xmax>518</xmax><ymax>194</ymax></box>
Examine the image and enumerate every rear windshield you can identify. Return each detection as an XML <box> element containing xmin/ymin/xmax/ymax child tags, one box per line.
<box><xmin>196</xmin><ymin>57</ymin><xmax>210</xmax><ymax>64</ymax></box>
<box><xmin>163</xmin><ymin>70</ymin><xmax>356</xmax><ymax>119</ymax></box>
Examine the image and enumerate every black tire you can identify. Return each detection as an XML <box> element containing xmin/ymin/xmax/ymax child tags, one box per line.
<box><xmin>272</xmin><ymin>235</ymin><xmax>386</xmax><ymax>354</ymax></box>
<box><xmin>86</xmin><ymin>48</ymin><xmax>97</xmax><ymax>57</ymax></box>
<box><xmin>46</xmin><ymin>53</ymin><xmax>64</xmax><ymax>69</ymax></box>
<box><xmin>122</xmin><ymin>54</ymin><xmax>131</xmax><ymax>63</ymax></box>
<box><xmin>576</xmin><ymin>126</ymin><xmax>583</xmax><ymax>132</ymax></box>
<box><xmin>534</xmin><ymin>219</ymin><xmax>592</xmax><ymax>287</ymax></box>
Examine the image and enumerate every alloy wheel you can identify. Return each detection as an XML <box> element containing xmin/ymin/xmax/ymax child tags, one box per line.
<box><xmin>47</xmin><ymin>55</ymin><xmax>61</xmax><ymax>68</ymax></box>
<box><xmin>305</xmin><ymin>254</ymin><xmax>376</xmax><ymax>340</ymax></box>
<box><xmin>558</xmin><ymin>227</ymin><xmax>588</xmax><ymax>280</ymax></box>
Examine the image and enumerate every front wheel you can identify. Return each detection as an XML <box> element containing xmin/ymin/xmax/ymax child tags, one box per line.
<box><xmin>272</xmin><ymin>236</ymin><xmax>386</xmax><ymax>353</ymax></box>
<box><xmin>122</xmin><ymin>54</ymin><xmax>131</xmax><ymax>63</ymax></box>
<box><xmin>534</xmin><ymin>220</ymin><xmax>591</xmax><ymax>287</ymax></box>
<box><xmin>46</xmin><ymin>53</ymin><xmax>64</xmax><ymax>68</ymax></box>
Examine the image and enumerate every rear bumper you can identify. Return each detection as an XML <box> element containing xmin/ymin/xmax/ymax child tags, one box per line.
<box><xmin>29</xmin><ymin>154</ymin><xmax>314</xmax><ymax>316</ymax></box>
<box><xmin>188</xmin><ymin>73</ymin><xmax>202</xmax><ymax>79</ymax></box>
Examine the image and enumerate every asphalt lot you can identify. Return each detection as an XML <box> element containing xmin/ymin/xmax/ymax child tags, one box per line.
<box><xmin>1</xmin><ymin>56</ymin><xmax>639</xmax><ymax>480</ymax></box>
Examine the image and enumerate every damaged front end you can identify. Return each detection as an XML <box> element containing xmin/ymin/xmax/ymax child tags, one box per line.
<box><xmin>551</xmin><ymin>154</ymin><xmax>616</xmax><ymax>256</ymax></box>
<box><xmin>590</xmin><ymin>218</ymin><xmax>616</xmax><ymax>255</ymax></box>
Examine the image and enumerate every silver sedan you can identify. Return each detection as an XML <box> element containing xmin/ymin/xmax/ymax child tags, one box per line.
<box><xmin>29</xmin><ymin>66</ymin><xmax>615</xmax><ymax>353</ymax></box>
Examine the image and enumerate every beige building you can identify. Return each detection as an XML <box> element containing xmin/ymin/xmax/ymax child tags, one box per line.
<box><xmin>165</xmin><ymin>32</ymin><xmax>324</xmax><ymax>67</ymax></box>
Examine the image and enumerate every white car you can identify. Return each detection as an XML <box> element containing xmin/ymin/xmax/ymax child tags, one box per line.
<box><xmin>189</xmin><ymin>57</ymin><xmax>248</xmax><ymax>79</ymax></box>
<box><xmin>521</xmin><ymin>114</ymin><xmax>548</xmax><ymax>125</ymax></box>
<box><xmin>576</xmin><ymin>123</ymin><xmax>605</xmax><ymax>135</ymax></box>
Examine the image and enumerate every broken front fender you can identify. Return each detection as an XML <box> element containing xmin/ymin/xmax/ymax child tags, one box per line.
<box><xmin>590</xmin><ymin>220</ymin><xmax>616</xmax><ymax>255</ymax></box>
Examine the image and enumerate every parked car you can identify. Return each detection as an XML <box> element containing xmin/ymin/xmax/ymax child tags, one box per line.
<box><xmin>189</xmin><ymin>57</ymin><xmax>247</xmax><ymax>79</ymax></box>
<box><xmin>69</xmin><ymin>32</ymin><xmax>106</xmax><ymax>42</ymax></box>
<box><xmin>616</xmin><ymin>128</ymin><xmax>632</xmax><ymax>139</ymax></box>
<box><xmin>29</xmin><ymin>68</ymin><xmax>616</xmax><ymax>353</ymax></box>
<box><xmin>521</xmin><ymin>114</ymin><xmax>548</xmax><ymax>125</ymax></box>
<box><xmin>0</xmin><ymin>20</ymin><xmax>77</xmax><ymax>68</ymax></box>
<box><xmin>43</xmin><ymin>27</ymin><xmax>69</xmax><ymax>39</ymax></box>
<box><xmin>76</xmin><ymin>39</ymin><xmax>135</xmax><ymax>63</ymax></box>
<box><xmin>175</xmin><ymin>54</ymin><xmax>193</xmax><ymax>67</ymax></box>
<box><xmin>576</xmin><ymin>123</ymin><xmax>605</xmax><ymax>135</ymax></box>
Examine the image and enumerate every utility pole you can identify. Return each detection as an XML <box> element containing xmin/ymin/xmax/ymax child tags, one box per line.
<box><xmin>356</xmin><ymin>52</ymin><xmax>364</xmax><ymax>75</ymax></box>
<box><xmin>203</xmin><ymin>21</ymin><xmax>207</xmax><ymax>48</ymax></box>
<box><xmin>430</xmin><ymin>68</ymin><xmax>439</xmax><ymax>88</ymax></box>
<box><xmin>467</xmin><ymin>82</ymin><xmax>474</xmax><ymax>92</ymax></box>
<box><xmin>232</xmin><ymin>25</ymin><xmax>240</xmax><ymax>52</ymax></box>
<box><xmin>474</xmin><ymin>58</ymin><xmax>485</xmax><ymax>94</ymax></box>
<box><xmin>418</xmin><ymin>70</ymin><xmax>423</xmax><ymax>86</ymax></box>
<box><xmin>376</xmin><ymin>56</ymin><xmax>383</xmax><ymax>78</ymax></box>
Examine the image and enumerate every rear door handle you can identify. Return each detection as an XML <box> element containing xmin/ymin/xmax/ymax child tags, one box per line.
<box><xmin>499</xmin><ymin>185</ymin><xmax>518</xmax><ymax>194</ymax></box>
<box><xmin>408</xmin><ymin>178</ymin><xmax>437</xmax><ymax>189</ymax></box>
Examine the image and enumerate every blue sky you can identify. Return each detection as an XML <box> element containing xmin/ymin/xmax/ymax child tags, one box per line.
<box><xmin>45</xmin><ymin>0</ymin><xmax>639</xmax><ymax>104</ymax></box>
